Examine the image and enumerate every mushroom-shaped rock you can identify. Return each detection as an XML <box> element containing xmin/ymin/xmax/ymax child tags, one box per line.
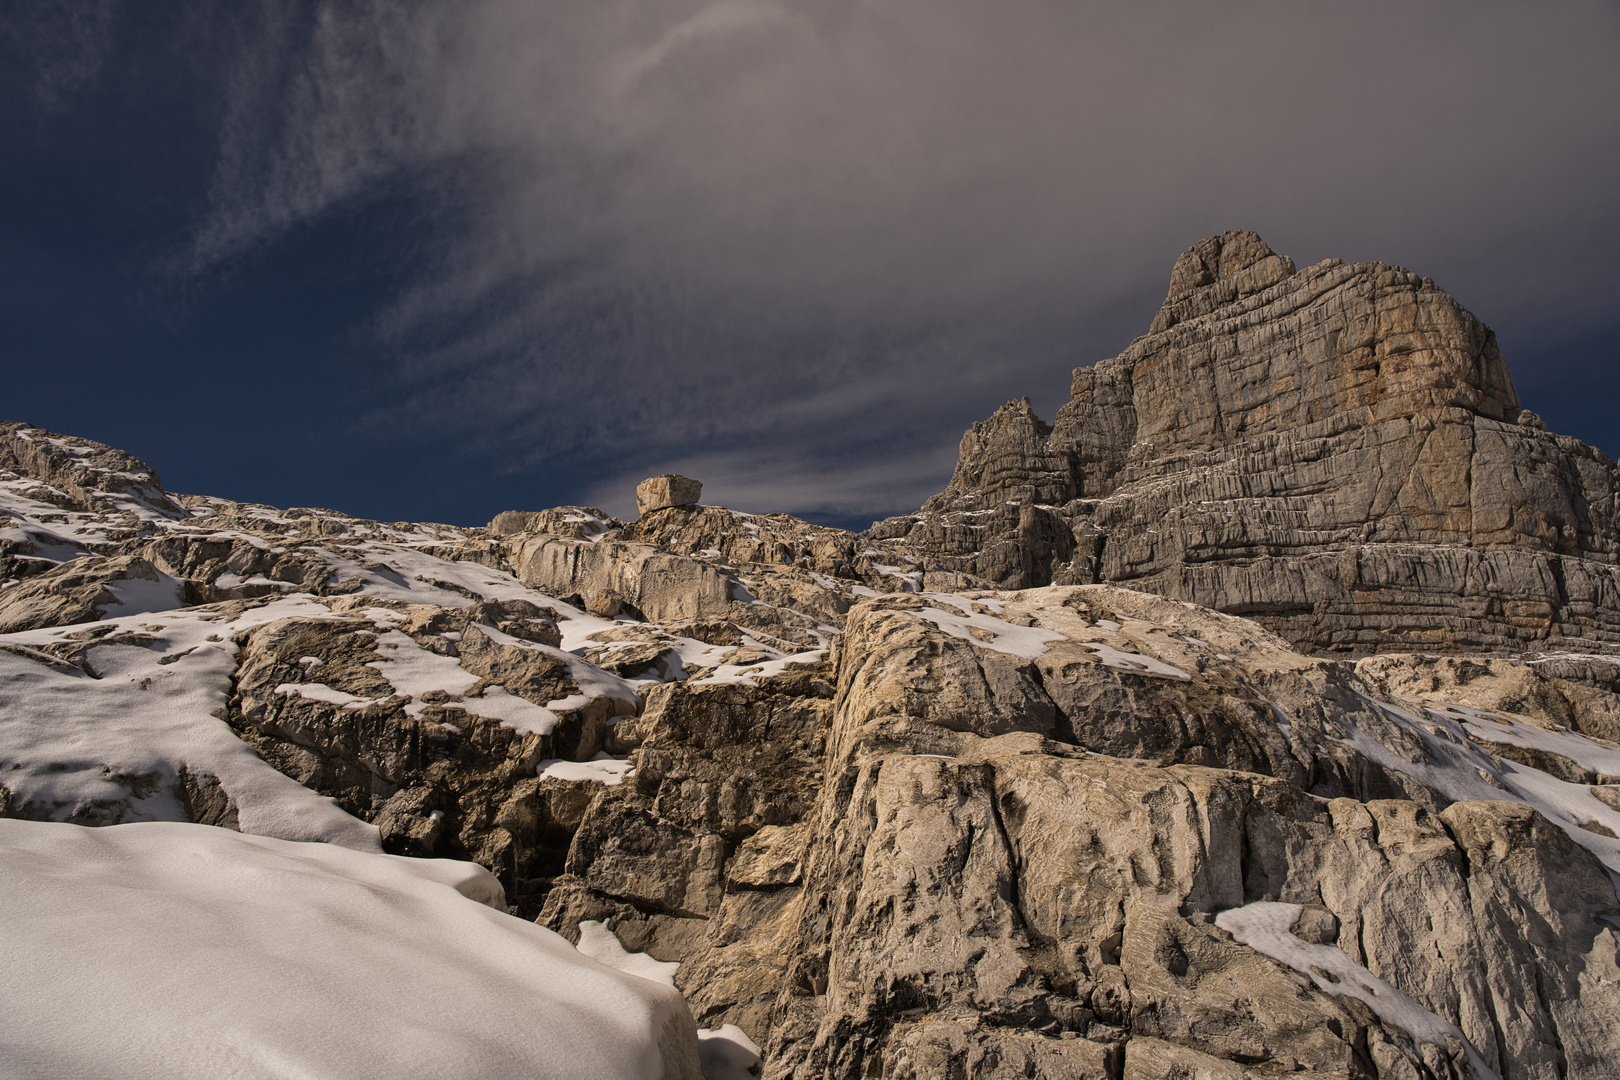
<box><xmin>636</xmin><ymin>475</ymin><xmax>702</xmax><ymax>516</ymax></box>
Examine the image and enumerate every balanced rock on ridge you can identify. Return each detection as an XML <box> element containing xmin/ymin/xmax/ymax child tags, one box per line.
<box><xmin>637</xmin><ymin>474</ymin><xmax>703</xmax><ymax>516</ymax></box>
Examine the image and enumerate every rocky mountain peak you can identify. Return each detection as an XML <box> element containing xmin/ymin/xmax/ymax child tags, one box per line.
<box><xmin>879</xmin><ymin>231</ymin><xmax>1620</xmax><ymax>654</ymax></box>
<box><xmin>1149</xmin><ymin>229</ymin><xmax>1296</xmax><ymax>333</ymax></box>
<box><xmin>925</xmin><ymin>397</ymin><xmax>1073</xmax><ymax>511</ymax></box>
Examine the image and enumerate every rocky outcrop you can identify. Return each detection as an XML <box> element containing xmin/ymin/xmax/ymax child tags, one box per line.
<box><xmin>512</xmin><ymin>533</ymin><xmax>743</xmax><ymax>622</ymax></box>
<box><xmin>520</xmin><ymin>585</ymin><xmax>1620</xmax><ymax>1079</ymax></box>
<box><xmin>0</xmin><ymin>421</ymin><xmax>188</xmax><ymax>521</ymax></box>
<box><xmin>926</xmin><ymin>398</ymin><xmax>1078</xmax><ymax>510</ymax></box>
<box><xmin>766</xmin><ymin>589</ymin><xmax>1620</xmax><ymax>1078</ymax></box>
<box><xmin>226</xmin><ymin>597</ymin><xmax>634</xmax><ymax>913</ymax></box>
<box><xmin>879</xmin><ymin>231</ymin><xmax>1620</xmax><ymax>654</ymax></box>
<box><xmin>487</xmin><ymin>506</ymin><xmax>618</xmax><ymax>540</ymax></box>
<box><xmin>638</xmin><ymin>474</ymin><xmax>704</xmax><ymax>516</ymax></box>
<box><xmin>0</xmin><ymin>554</ymin><xmax>182</xmax><ymax>634</ymax></box>
<box><xmin>7</xmin><ymin>275</ymin><xmax>1620</xmax><ymax>1080</ymax></box>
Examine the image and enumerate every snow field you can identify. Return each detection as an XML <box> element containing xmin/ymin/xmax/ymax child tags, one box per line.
<box><xmin>0</xmin><ymin>596</ymin><xmax>381</xmax><ymax>849</ymax></box>
<box><xmin>0</xmin><ymin>819</ymin><xmax>703</xmax><ymax>1080</ymax></box>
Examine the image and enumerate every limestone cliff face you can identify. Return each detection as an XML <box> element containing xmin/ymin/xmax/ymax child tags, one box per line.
<box><xmin>884</xmin><ymin>231</ymin><xmax>1620</xmax><ymax>654</ymax></box>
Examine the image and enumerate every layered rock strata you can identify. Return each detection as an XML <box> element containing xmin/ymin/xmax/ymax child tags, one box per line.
<box><xmin>872</xmin><ymin>232</ymin><xmax>1620</xmax><ymax>654</ymax></box>
<box><xmin>7</xmin><ymin>275</ymin><xmax>1620</xmax><ymax>1080</ymax></box>
<box><xmin>532</xmin><ymin>585</ymin><xmax>1620</xmax><ymax>1080</ymax></box>
<box><xmin>638</xmin><ymin>474</ymin><xmax>704</xmax><ymax>516</ymax></box>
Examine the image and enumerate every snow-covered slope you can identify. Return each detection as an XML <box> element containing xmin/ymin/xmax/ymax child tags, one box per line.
<box><xmin>4</xmin><ymin>420</ymin><xmax>1620</xmax><ymax>1079</ymax></box>
<box><xmin>0</xmin><ymin>819</ymin><xmax>702</xmax><ymax>1080</ymax></box>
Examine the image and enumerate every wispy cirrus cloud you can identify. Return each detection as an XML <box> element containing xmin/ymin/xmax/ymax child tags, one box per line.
<box><xmin>0</xmin><ymin>1</ymin><xmax>119</xmax><ymax>113</ymax></box>
<box><xmin>19</xmin><ymin>0</ymin><xmax>1620</xmax><ymax>519</ymax></box>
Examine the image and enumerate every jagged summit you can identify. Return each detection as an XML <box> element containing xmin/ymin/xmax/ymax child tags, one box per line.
<box><xmin>5</xmin><ymin>234</ymin><xmax>1620</xmax><ymax>1079</ymax></box>
<box><xmin>876</xmin><ymin>232</ymin><xmax>1619</xmax><ymax>654</ymax></box>
<box><xmin>1150</xmin><ymin>229</ymin><xmax>1298</xmax><ymax>333</ymax></box>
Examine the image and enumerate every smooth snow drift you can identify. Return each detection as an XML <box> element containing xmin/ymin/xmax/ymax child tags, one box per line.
<box><xmin>0</xmin><ymin>819</ymin><xmax>703</xmax><ymax>1080</ymax></box>
<box><xmin>574</xmin><ymin>920</ymin><xmax>764</xmax><ymax>1080</ymax></box>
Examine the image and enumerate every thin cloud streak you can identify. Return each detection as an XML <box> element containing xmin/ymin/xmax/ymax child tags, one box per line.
<box><xmin>16</xmin><ymin>0</ymin><xmax>1620</xmax><ymax>521</ymax></box>
<box><xmin>0</xmin><ymin>1</ymin><xmax>119</xmax><ymax>113</ymax></box>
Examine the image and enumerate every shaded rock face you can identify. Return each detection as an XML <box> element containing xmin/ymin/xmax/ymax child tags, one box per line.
<box><xmin>880</xmin><ymin>231</ymin><xmax>1620</xmax><ymax>654</ymax></box>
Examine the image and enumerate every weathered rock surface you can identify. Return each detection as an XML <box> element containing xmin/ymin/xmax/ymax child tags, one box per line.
<box><xmin>504</xmin><ymin>584</ymin><xmax>1620</xmax><ymax>1080</ymax></box>
<box><xmin>0</xmin><ymin>554</ymin><xmax>182</xmax><ymax>634</ymax></box>
<box><xmin>487</xmin><ymin>505</ymin><xmax>618</xmax><ymax>540</ymax></box>
<box><xmin>1</xmin><ymin>420</ymin><xmax>187</xmax><ymax>520</ymax></box>
<box><xmin>512</xmin><ymin>532</ymin><xmax>743</xmax><ymax>622</ymax></box>
<box><xmin>752</xmin><ymin>589</ymin><xmax>1620</xmax><ymax>1079</ymax></box>
<box><xmin>638</xmin><ymin>474</ymin><xmax>704</xmax><ymax>516</ymax></box>
<box><xmin>7</xmin><ymin>231</ymin><xmax>1620</xmax><ymax>1080</ymax></box>
<box><xmin>878</xmin><ymin>231</ymin><xmax>1620</xmax><ymax>655</ymax></box>
<box><xmin>227</xmin><ymin>599</ymin><xmax>635</xmax><ymax>913</ymax></box>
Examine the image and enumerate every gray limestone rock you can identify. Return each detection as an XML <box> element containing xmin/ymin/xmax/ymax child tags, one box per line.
<box><xmin>8</xmin><ymin>270</ymin><xmax>1620</xmax><ymax>1080</ymax></box>
<box><xmin>638</xmin><ymin>474</ymin><xmax>704</xmax><ymax>516</ymax></box>
<box><xmin>926</xmin><ymin>397</ymin><xmax>1077</xmax><ymax>510</ymax></box>
<box><xmin>0</xmin><ymin>420</ymin><xmax>188</xmax><ymax>520</ymax></box>
<box><xmin>225</xmin><ymin>604</ymin><xmax>635</xmax><ymax>912</ymax></box>
<box><xmin>485</xmin><ymin>506</ymin><xmax>620</xmax><ymax>540</ymax></box>
<box><xmin>882</xmin><ymin>231</ymin><xmax>1620</xmax><ymax>654</ymax></box>
<box><xmin>512</xmin><ymin>533</ymin><xmax>741</xmax><ymax>623</ymax></box>
<box><xmin>515</xmin><ymin>583</ymin><xmax>1620</xmax><ymax>1077</ymax></box>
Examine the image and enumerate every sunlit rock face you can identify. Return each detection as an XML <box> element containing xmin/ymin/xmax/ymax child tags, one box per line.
<box><xmin>877</xmin><ymin>231</ymin><xmax>1620</xmax><ymax>655</ymax></box>
<box><xmin>5</xmin><ymin>233</ymin><xmax>1620</xmax><ymax>1080</ymax></box>
<box><xmin>638</xmin><ymin>474</ymin><xmax>704</xmax><ymax>517</ymax></box>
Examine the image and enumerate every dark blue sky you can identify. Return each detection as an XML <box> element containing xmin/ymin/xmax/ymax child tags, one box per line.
<box><xmin>4</xmin><ymin>2</ymin><xmax>1617</xmax><ymax>529</ymax></box>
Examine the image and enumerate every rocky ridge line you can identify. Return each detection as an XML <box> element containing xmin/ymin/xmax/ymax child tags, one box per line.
<box><xmin>4</xmin><ymin>240</ymin><xmax>1620</xmax><ymax>1080</ymax></box>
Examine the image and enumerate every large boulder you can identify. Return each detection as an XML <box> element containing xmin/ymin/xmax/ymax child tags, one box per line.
<box><xmin>512</xmin><ymin>534</ymin><xmax>740</xmax><ymax>623</ymax></box>
<box><xmin>637</xmin><ymin>475</ymin><xmax>703</xmax><ymax>516</ymax></box>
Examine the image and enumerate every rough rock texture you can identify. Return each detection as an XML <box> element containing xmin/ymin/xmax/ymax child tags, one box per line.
<box><xmin>0</xmin><ymin>420</ymin><xmax>187</xmax><ymax>520</ymax></box>
<box><xmin>878</xmin><ymin>231</ymin><xmax>1620</xmax><ymax>655</ymax></box>
<box><xmin>0</xmin><ymin>554</ymin><xmax>180</xmax><ymax>634</ymax></box>
<box><xmin>8</xmin><ymin>235</ymin><xmax>1620</xmax><ymax>1080</ymax></box>
<box><xmin>512</xmin><ymin>532</ymin><xmax>743</xmax><ymax>622</ymax></box>
<box><xmin>227</xmin><ymin>598</ymin><xmax>632</xmax><ymax>913</ymax></box>
<box><xmin>522</xmin><ymin>586</ymin><xmax>1620</xmax><ymax>1080</ymax></box>
<box><xmin>638</xmin><ymin>474</ymin><xmax>704</xmax><ymax>516</ymax></box>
